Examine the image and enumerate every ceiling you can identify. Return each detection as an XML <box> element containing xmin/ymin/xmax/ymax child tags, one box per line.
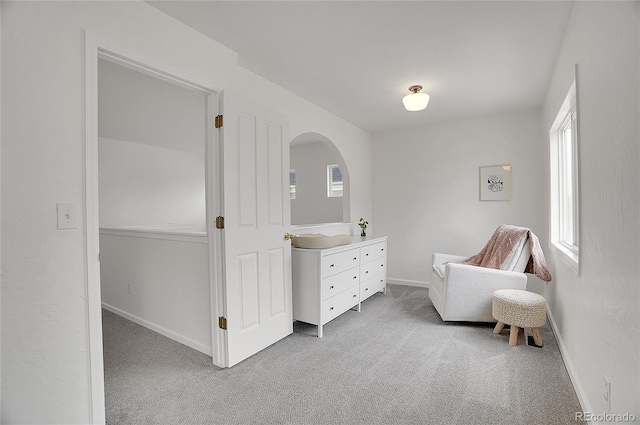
<box><xmin>149</xmin><ymin>1</ymin><xmax>575</xmax><ymax>134</ymax></box>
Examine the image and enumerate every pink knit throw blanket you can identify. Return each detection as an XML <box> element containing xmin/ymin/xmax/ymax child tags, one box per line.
<box><xmin>461</xmin><ymin>224</ymin><xmax>552</xmax><ymax>282</ymax></box>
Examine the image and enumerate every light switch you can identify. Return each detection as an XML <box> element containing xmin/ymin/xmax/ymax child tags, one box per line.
<box><xmin>57</xmin><ymin>203</ymin><xmax>78</xmax><ymax>229</ymax></box>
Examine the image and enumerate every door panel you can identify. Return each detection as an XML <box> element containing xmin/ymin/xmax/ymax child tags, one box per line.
<box><xmin>237</xmin><ymin>112</ymin><xmax>258</xmax><ymax>228</ymax></box>
<box><xmin>267</xmin><ymin>122</ymin><xmax>284</xmax><ymax>225</ymax></box>
<box><xmin>222</xmin><ymin>92</ymin><xmax>292</xmax><ymax>367</ymax></box>
<box><xmin>238</xmin><ymin>252</ymin><xmax>260</xmax><ymax>330</ymax></box>
<box><xmin>268</xmin><ymin>247</ymin><xmax>286</xmax><ymax>316</ymax></box>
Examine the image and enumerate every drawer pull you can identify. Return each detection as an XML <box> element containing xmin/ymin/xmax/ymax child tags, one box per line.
<box><xmin>330</xmin><ymin>285</ymin><xmax>334</xmax><ymax>289</ymax></box>
<box><xmin>353</xmin><ymin>257</ymin><xmax>357</xmax><ymax>261</ymax></box>
<box><xmin>365</xmin><ymin>271</ymin><xmax>369</xmax><ymax>274</ymax></box>
<box><xmin>353</xmin><ymin>276</ymin><xmax>357</xmax><ymax>279</ymax></box>
<box><xmin>380</xmin><ymin>264</ymin><xmax>384</xmax><ymax>267</ymax></box>
<box><xmin>380</xmin><ymin>279</ymin><xmax>384</xmax><ymax>283</ymax></box>
<box><xmin>329</xmin><ymin>307</ymin><xmax>334</xmax><ymax>311</ymax></box>
<box><xmin>365</xmin><ymin>253</ymin><xmax>369</xmax><ymax>257</ymax></box>
<box><xmin>330</xmin><ymin>264</ymin><xmax>335</xmax><ymax>268</ymax></box>
<box><xmin>365</xmin><ymin>288</ymin><xmax>369</xmax><ymax>291</ymax></box>
<box><xmin>353</xmin><ymin>294</ymin><xmax>357</xmax><ymax>298</ymax></box>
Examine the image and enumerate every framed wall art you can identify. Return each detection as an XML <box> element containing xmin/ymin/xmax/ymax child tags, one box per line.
<box><xmin>479</xmin><ymin>165</ymin><xmax>511</xmax><ymax>201</ymax></box>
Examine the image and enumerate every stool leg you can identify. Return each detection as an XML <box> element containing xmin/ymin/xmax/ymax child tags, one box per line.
<box><xmin>532</xmin><ymin>328</ymin><xmax>543</xmax><ymax>346</ymax></box>
<box><xmin>509</xmin><ymin>325</ymin><xmax>519</xmax><ymax>346</ymax></box>
<box><xmin>493</xmin><ymin>322</ymin><xmax>505</xmax><ymax>334</ymax></box>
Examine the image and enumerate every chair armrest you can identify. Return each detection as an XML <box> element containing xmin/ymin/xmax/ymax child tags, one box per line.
<box><xmin>445</xmin><ymin>262</ymin><xmax>527</xmax><ymax>292</ymax></box>
<box><xmin>441</xmin><ymin>263</ymin><xmax>528</xmax><ymax>322</ymax></box>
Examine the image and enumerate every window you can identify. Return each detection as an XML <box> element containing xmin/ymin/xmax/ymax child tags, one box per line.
<box><xmin>289</xmin><ymin>169</ymin><xmax>296</xmax><ymax>199</ymax></box>
<box><xmin>558</xmin><ymin>110</ymin><xmax>578</xmax><ymax>249</ymax></box>
<box><xmin>550</xmin><ymin>80</ymin><xmax>580</xmax><ymax>272</ymax></box>
<box><xmin>327</xmin><ymin>164</ymin><xmax>343</xmax><ymax>198</ymax></box>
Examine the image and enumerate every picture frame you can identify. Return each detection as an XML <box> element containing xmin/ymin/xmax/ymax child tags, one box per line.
<box><xmin>479</xmin><ymin>165</ymin><xmax>511</xmax><ymax>201</ymax></box>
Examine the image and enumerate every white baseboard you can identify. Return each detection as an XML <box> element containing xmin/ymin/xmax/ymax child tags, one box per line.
<box><xmin>387</xmin><ymin>277</ymin><xmax>429</xmax><ymax>288</ymax></box>
<box><xmin>101</xmin><ymin>303</ymin><xmax>212</xmax><ymax>356</ymax></box>
<box><xmin>546</xmin><ymin>306</ymin><xmax>594</xmax><ymax>424</ymax></box>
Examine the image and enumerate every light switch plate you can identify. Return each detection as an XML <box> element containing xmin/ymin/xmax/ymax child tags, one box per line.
<box><xmin>57</xmin><ymin>203</ymin><xmax>78</xmax><ymax>229</ymax></box>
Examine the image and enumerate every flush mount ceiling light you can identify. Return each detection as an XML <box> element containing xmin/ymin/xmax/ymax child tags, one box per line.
<box><xmin>402</xmin><ymin>85</ymin><xmax>430</xmax><ymax>111</ymax></box>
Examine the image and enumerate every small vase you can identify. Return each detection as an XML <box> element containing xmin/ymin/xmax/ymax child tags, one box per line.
<box><xmin>361</xmin><ymin>229</ymin><xmax>366</xmax><ymax>237</ymax></box>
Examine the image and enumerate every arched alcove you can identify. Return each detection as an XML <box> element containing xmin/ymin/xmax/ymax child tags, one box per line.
<box><xmin>290</xmin><ymin>132</ymin><xmax>350</xmax><ymax>226</ymax></box>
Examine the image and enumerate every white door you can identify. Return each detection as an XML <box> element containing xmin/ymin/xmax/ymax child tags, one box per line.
<box><xmin>220</xmin><ymin>92</ymin><xmax>292</xmax><ymax>367</ymax></box>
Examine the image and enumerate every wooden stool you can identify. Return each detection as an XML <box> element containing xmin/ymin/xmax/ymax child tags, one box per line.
<box><xmin>492</xmin><ymin>289</ymin><xmax>547</xmax><ymax>346</ymax></box>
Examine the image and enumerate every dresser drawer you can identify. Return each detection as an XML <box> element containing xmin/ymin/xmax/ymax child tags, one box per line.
<box><xmin>321</xmin><ymin>248</ymin><xmax>360</xmax><ymax>277</ymax></box>
<box><xmin>361</xmin><ymin>241</ymin><xmax>386</xmax><ymax>264</ymax></box>
<box><xmin>360</xmin><ymin>272</ymin><xmax>386</xmax><ymax>302</ymax></box>
<box><xmin>321</xmin><ymin>285</ymin><xmax>360</xmax><ymax>323</ymax></box>
<box><xmin>321</xmin><ymin>267</ymin><xmax>360</xmax><ymax>301</ymax></box>
<box><xmin>360</xmin><ymin>259</ymin><xmax>386</xmax><ymax>281</ymax></box>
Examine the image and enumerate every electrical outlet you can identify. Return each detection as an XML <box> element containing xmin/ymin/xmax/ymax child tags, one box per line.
<box><xmin>603</xmin><ymin>375</ymin><xmax>611</xmax><ymax>412</ymax></box>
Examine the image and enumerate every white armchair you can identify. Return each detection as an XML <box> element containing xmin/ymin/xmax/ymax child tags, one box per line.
<box><xmin>429</xmin><ymin>231</ymin><xmax>531</xmax><ymax>322</ymax></box>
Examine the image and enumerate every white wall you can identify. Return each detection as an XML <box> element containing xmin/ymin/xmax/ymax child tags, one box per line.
<box><xmin>98</xmin><ymin>138</ymin><xmax>206</xmax><ymax>230</ymax></box>
<box><xmin>540</xmin><ymin>1</ymin><xmax>639</xmax><ymax>417</ymax></box>
<box><xmin>372</xmin><ymin>109</ymin><xmax>548</xmax><ymax>287</ymax></box>
<box><xmin>0</xmin><ymin>3</ymin><xmax>3</xmax><ymax>409</ymax></box>
<box><xmin>100</xmin><ymin>232</ymin><xmax>211</xmax><ymax>355</ymax></box>
<box><xmin>98</xmin><ymin>58</ymin><xmax>205</xmax><ymax>154</ymax></box>
<box><xmin>1</xmin><ymin>3</ymin><xmax>235</xmax><ymax>422</ymax></box>
<box><xmin>0</xmin><ymin>1</ymin><xmax>373</xmax><ymax>423</ymax></box>
<box><xmin>290</xmin><ymin>141</ymin><xmax>343</xmax><ymax>225</ymax></box>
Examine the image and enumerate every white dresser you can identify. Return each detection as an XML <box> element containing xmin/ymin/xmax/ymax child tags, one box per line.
<box><xmin>292</xmin><ymin>236</ymin><xmax>387</xmax><ymax>337</ymax></box>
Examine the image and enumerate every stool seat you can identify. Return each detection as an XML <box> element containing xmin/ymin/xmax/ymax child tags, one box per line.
<box><xmin>492</xmin><ymin>289</ymin><xmax>547</xmax><ymax>346</ymax></box>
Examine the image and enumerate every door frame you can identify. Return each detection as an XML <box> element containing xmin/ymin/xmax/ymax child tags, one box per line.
<box><xmin>84</xmin><ymin>32</ymin><xmax>225</xmax><ymax>424</ymax></box>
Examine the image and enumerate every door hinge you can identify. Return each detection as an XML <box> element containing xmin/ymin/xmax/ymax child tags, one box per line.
<box><xmin>214</xmin><ymin>114</ymin><xmax>223</xmax><ymax>129</ymax></box>
<box><xmin>218</xmin><ymin>316</ymin><xmax>227</xmax><ymax>330</ymax></box>
<box><xmin>215</xmin><ymin>216</ymin><xmax>224</xmax><ymax>229</ymax></box>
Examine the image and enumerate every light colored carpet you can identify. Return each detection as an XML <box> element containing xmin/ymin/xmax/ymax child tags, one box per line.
<box><xmin>103</xmin><ymin>285</ymin><xmax>586</xmax><ymax>424</ymax></box>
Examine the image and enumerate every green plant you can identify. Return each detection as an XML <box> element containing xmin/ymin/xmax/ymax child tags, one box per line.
<box><xmin>358</xmin><ymin>218</ymin><xmax>368</xmax><ymax>230</ymax></box>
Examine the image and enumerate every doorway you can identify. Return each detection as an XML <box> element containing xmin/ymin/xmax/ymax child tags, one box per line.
<box><xmin>85</xmin><ymin>34</ymin><xmax>224</xmax><ymax>423</ymax></box>
<box><xmin>97</xmin><ymin>57</ymin><xmax>212</xmax><ymax>353</ymax></box>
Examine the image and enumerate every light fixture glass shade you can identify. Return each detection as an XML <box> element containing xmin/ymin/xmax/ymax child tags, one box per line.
<box><xmin>402</xmin><ymin>92</ymin><xmax>430</xmax><ymax>111</ymax></box>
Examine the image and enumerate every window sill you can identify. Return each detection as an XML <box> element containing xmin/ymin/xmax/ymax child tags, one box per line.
<box><xmin>550</xmin><ymin>241</ymin><xmax>580</xmax><ymax>276</ymax></box>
